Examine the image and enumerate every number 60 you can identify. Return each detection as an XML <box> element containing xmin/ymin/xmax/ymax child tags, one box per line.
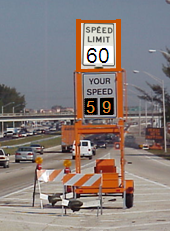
<box><xmin>87</xmin><ymin>48</ymin><xmax>109</xmax><ymax>64</ymax></box>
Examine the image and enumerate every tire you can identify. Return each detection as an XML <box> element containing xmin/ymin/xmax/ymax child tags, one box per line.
<box><xmin>15</xmin><ymin>160</ymin><xmax>20</xmax><ymax>163</ymax></box>
<box><xmin>89</xmin><ymin>156</ymin><xmax>92</xmax><ymax>160</ymax></box>
<box><xmin>3</xmin><ymin>161</ymin><xmax>8</xmax><ymax>168</ymax></box>
<box><xmin>126</xmin><ymin>193</ymin><xmax>134</xmax><ymax>208</ymax></box>
<box><xmin>76</xmin><ymin>193</ymin><xmax>80</xmax><ymax>198</ymax></box>
<box><xmin>72</xmin><ymin>156</ymin><xmax>75</xmax><ymax>160</ymax></box>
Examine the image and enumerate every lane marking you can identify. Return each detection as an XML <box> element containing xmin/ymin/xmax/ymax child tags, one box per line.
<box><xmin>0</xmin><ymin>151</ymin><xmax>111</xmax><ymax>199</ymax></box>
<box><xmin>145</xmin><ymin>154</ymin><xmax>170</xmax><ymax>167</ymax></box>
<box><xmin>0</xmin><ymin>185</ymin><xmax>34</xmax><ymax>199</ymax></box>
<box><xmin>125</xmin><ymin>170</ymin><xmax>170</xmax><ymax>189</ymax></box>
<box><xmin>129</xmin><ymin>148</ymin><xmax>170</xmax><ymax>167</ymax></box>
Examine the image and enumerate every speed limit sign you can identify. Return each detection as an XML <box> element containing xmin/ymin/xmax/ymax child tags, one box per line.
<box><xmin>76</xmin><ymin>19</ymin><xmax>121</xmax><ymax>72</ymax></box>
<box><xmin>83</xmin><ymin>24</ymin><xmax>115</xmax><ymax>66</ymax></box>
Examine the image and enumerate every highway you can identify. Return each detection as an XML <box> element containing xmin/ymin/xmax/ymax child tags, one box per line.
<box><xmin>0</xmin><ymin>143</ymin><xmax>170</xmax><ymax>230</ymax></box>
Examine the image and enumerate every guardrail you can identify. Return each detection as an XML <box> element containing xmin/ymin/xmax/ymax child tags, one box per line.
<box><xmin>0</xmin><ymin>112</ymin><xmax>74</xmax><ymax>117</ymax></box>
<box><xmin>0</xmin><ymin>110</ymin><xmax>162</xmax><ymax>123</ymax></box>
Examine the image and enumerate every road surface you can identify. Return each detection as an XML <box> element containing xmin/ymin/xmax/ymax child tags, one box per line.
<box><xmin>0</xmin><ymin>144</ymin><xmax>170</xmax><ymax>230</ymax></box>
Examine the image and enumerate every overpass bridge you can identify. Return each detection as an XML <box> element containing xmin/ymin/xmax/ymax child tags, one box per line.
<box><xmin>0</xmin><ymin>110</ymin><xmax>161</xmax><ymax>123</ymax></box>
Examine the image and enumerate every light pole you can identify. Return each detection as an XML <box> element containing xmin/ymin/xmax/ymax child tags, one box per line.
<box><xmin>148</xmin><ymin>49</ymin><xmax>170</xmax><ymax>59</ymax></box>
<box><xmin>125</xmin><ymin>83</ymin><xmax>142</xmax><ymax>136</ymax></box>
<box><xmin>1</xmin><ymin>102</ymin><xmax>15</xmax><ymax>137</ymax></box>
<box><xmin>12</xmin><ymin>103</ymin><xmax>23</xmax><ymax>128</ymax></box>
<box><xmin>133</xmin><ymin>70</ymin><xmax>167</xmax><ymax>152</ymax></box>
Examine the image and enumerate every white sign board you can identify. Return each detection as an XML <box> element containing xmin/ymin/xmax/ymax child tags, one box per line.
<box><xmin>81</xmin><ymin>23</ymin><xmax>116</xmax><ymax>69</ymax></box>
<box><xmin>83</xmin><ymin>73</ymin><xmax>117</xmax><ymax>118</ymax></box>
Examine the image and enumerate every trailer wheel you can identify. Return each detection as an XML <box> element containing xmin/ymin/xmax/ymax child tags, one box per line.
<box><xmin>126</xmin><ymin>193</ymin><xmax>133</xmax><ymax>208</ymax></box>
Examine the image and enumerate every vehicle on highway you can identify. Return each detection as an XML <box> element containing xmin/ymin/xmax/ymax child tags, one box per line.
<box><xmin>72</xmin><ymin>140</ymin><xmax>93</xmax><ymax>160</ymax></box>
<box><xmin>12</xmin><ymin>132</ymin><xmax>19</xmax><ymax>138</ymax></box>
<box><xmin>15</xmin><ymin>147</ymin><xmax>37</xmax><ymax>163</ymax></box>
<box><xmin>30</xmin><ymin>144</ymin><xmax>44</xmax><ymax>155</ymax></box>
<box><xmin>33</xmin><ymin>129</ymin><xmax>43</xmax><ymax>135</ymax></box>
<box><xmin>18</xmin><ymin>130</ymin><xmax>27</xmax><ymax>137</ymax></box>
<box><xmin>96</xmin><ymin>140</ymin><xmax>107</xmax><ymax>149</ymax></box>
<box><xmin>4</xmin><ymin>127</ymin><xmax>19</xmax><ymax>138</ymax></box>
<box><xmin>27</xmin><ymin>130</ymin><xmax>33</xmax><ymax>136</ymax></box>
<box><xmin>0</xmin><ymin>149</ymin><xmax>10</xmax><ymax>168</ymax></box>
<box><xmin>61</xmin><ymin>124</ymin><xmax>82</xmax><ymax>152</ymax></box>
<box><xmin>49</xmin><ymin>126</ymin><xmax>56</xmax><ymax>131</ymax></box>
<box><xmin>4</xmin><ymin>131</ymin><xmax>14</xmax><ymax>138</ymax></box>
<box><xmin>142</xmin><ymin>143</ymin><xmax>150</xmax><ymax>150</ymax></box>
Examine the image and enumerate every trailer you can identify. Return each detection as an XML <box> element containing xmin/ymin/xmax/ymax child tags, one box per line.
<box><xmin>61</xmin><ymin>125</ymin><xmax>75</xmax><ymax>152</ymax></box>
<box><xmin>75</xmin><ymin>158</ymin><xmax>134</xmax><ymax>208</ymax></box>
<box><xmin>71</xmin><ymin>70</ymin><xmax>134</xmax><ymax>209</ymax></box>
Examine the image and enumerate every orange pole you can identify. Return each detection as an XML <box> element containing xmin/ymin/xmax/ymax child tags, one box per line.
<box><xmin>75</xmin><ymin>121</ymin><xmax>81</xmax><ymax>173</ymax></box>
<box><xmin>117</xmin><ymin>71</ymin><xmax>125</xmax><ymax>189</ymax></box>
<box><xmin>75</xmin><ymin>72</ymin><xmax>83</xmax><ymax>173</ymax></box>
<box><xmin>122</xmin><ymin>68</ymin><xmax>128</xmax><ymax>120</ymax></box>
<box><xmin>119</xmin><ymin>119</ymin><xmax>125</xmax><ymax>188</ymax></box>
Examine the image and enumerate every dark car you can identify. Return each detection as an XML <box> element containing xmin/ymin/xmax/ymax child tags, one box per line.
<box><xmin>91</xmin><ymin>142</ymin><xmax>97</xmax><ymax>155</ymax></box>
<box><xmin>33</xmin><ymin>129</ymin><xmax>42</xmax><ymax>135</ymax></box>
<box><xmin>96</xmin><ymin>140</ymin><xmax>107</xmax><ymax>149</ymax></box>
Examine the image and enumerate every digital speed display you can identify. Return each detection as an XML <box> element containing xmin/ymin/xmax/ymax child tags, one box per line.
<box><xmin>83</xmin><ymin>73</ymin><xmax>116</xmax><ymax>118</ymax></box>
<box><xmin>84</xmin><ymin>98</ymin><xmax>114</xmax><ymax>116</ymax></box>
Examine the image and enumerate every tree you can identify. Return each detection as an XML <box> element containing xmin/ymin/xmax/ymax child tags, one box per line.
<box><xmin>0</xmin><ymin>84</ymin><xmax>26</xmax><ymax>113</ymax></box>
<box><xmin>134</xmin><ymin>47</ymin><xmax>170</xmax><ymax>122</ymax></box>
<box><xmin>162</xmin><ymin>47</ymin><xmax>170</xmax><ymax>78</ymax></box>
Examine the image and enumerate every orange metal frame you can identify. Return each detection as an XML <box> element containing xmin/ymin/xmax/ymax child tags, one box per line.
<box><xmin>72</xmin><ymin>19</ymin><xmax>133</xmax><ymax>196</ymax></box>
<box><xmin>74</xmin><ymin>70</ymin><xmax>125</xmax><ymax>190</ymax></box>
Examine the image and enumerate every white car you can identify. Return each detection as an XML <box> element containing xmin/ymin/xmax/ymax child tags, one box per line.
<box><xmin>142</xmin><ymin>144</ymin><xmax>149</xmax><ymax>150</ymax></box>
<box><xmin>4</xmin><ymin>131</ymin><xmax>13</xmax><ymax>138</ymax></box>
<box><xmin>72</xmin><ymin>140</ymin><xmax>93</xmax><ymax>160</ymax></box>
<box><xmin>18</xmin><ymin>131</ymin><xmax>27</xmax><ymax>137</ymax></box>
<box><xmin>0</xmin><ymin>149</ymin><xmax>10</xmax><ymax>168</ymax></box>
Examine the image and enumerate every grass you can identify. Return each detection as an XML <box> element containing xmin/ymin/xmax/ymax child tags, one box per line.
<box><xmin>148</xmin><ymin>148</ymin><xmax>170</xmax><ymax>160</ymax></box>
<box><xmin>2</xmin><ymin>131</ymin><xmax>170</xmax><ymax>161</ymax></box>
<box><xmin>0</xmin><ymin>132</ymin><xmax>61</xmax><ymax>155</ymax></box>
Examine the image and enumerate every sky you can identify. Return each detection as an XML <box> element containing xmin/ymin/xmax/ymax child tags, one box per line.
<box><xmin>0</xmin><ymin>0</ymin><xmax>170</xmax><ymax>110</ymax></box>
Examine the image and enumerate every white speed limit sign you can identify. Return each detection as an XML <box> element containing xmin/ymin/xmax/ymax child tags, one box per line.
<box><xmin>76</xmin><ymin>19</ymin><xmax>121</xmax><ymax>72</ymax></box>
<box><xmin>83</xmin><ymin>23</ymin><xmax>115</xmax><ymax>66</ymax></box>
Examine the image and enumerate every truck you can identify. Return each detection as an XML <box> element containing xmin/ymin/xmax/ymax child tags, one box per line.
<box><xmin>61</xmin><ymin>125</ymin><xmax>84</xmax><ymax>152</ymax></box>
<box><xmin>61</xmin><ymin>125</ymin><xmax>75</xmax><ymax>152</ymax></box>
<box><xmin>4</xmin><ymin>127</ymin><xmax>19</xmax><ymax>138</ymax></box>
<box><xmin>6</xmin><ymin>127</ymin><xmax>19</xmax><ymax>133</ymax></box>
